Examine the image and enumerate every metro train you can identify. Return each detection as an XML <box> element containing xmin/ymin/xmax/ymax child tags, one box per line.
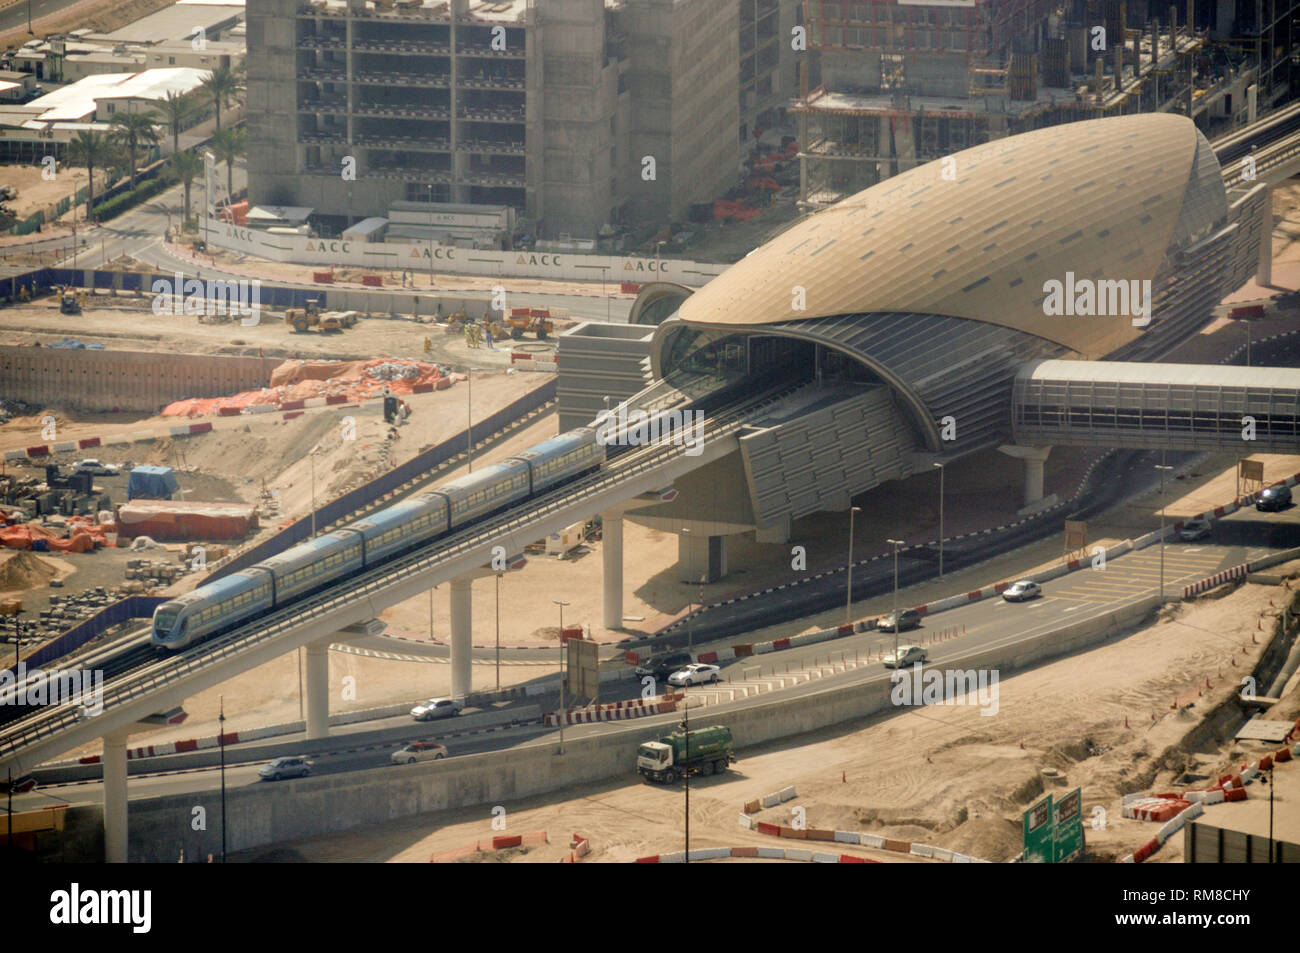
<box><xmin>150</xmin><ymin>427</ymin><xmax>605</xmax><ymax>651</ymax></box>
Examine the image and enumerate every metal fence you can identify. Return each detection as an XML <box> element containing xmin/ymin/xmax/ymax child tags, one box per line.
<box><xmin>7</xmin><ymin>596</ymin><xmax>166</xmax><ymax>676</ymax></box>
<box><xmin>208</xmin><ymin>378</ymin><xmax>558</xmax><ymax>582</ymax></box>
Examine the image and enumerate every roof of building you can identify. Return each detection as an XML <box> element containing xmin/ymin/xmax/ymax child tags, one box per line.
<box><xmin>20</xmin><ymin>68</ymin><xmax>208</xmax><ymax>122</ymax></box>
<box><xmin>1017</xmin><ymin>359</ymin><xmax>1300</xmax><ymax>390</ymax></box>
<box><xmin>91</xmin><ymin>3</ymin><xmax>243</xmax><ymax>45</ymax></box>
<box><xmin>675</xmin><ymin>113</ymin><xmax>1228</xmax><ymax>361</ymax></box>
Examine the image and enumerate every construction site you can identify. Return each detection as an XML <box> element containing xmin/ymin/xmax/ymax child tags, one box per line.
<box><xmin>793</xmin><ymin>0</ymin><xmax>1300</xmax><ymax>204</ymax></box>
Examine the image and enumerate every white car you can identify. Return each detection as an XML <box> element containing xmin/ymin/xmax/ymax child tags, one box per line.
<box><xmin>667</xmin><ymin>663</ymin><xmax>721</xmax><ymax>687</ymax></box>
<box><xmin>73</xmin><ymin>459</ymin><xmax>120</xmax><ymax>476</ymax></box>
<box><xmin>1180</xmin><ymin>518</ymin><xmax>1211</xmax><ymax>542</ymax></box>
<box><xmin>391</xmin><ymin>741</ymin><xmax>448</xmax><ymax>765</ymax></box>
<box><xmin>882</xmin><ymin>645</ymin><xmax>927</xmax><ymax>669</ymax></box>
<box><xmin>410</xmin><ymin>697</ymin><xmax>463</xmax><ymax>721</ymax></box>
<box><xmin>1001</xmin><ymin>580</ymin><xmax>1042</xmax><ymax>602</ymax></box>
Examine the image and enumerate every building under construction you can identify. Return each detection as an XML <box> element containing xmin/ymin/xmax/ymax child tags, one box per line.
<box><xmin>247</xmin><ymin>0</ymin><xmax>799</xmax><ymax>240</ymax></box>
<box><xmin>793</xmin><ymin>0</ymin><xmax>1299</xmax><ymax>205</ymax></box>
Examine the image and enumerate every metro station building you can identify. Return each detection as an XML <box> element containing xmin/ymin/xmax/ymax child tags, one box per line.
<box><xmin>558</xmin><ymin>113</ymin><xmax>1273</xmax><ymax>581</ymax></box>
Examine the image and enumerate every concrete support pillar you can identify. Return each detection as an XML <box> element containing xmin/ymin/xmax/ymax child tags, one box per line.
<box><xmin>601</xmin><ymin>510</ymin><xmax>623</xmax><ymax>630</ymax></box>
<box><xmin>1258</xmin><ymin>184</ymin><xmax>1273</xmax><ymax>286</ymax></box>
<box><xmin>1023</xmin><ymin>450</ymin><xmax>1050</xmax><ymax>505</ymax></box>
<box><xmin>998</xmin><ymin>445</ymin><xmax>1053</xmax><ymax>506</ymax></box>
<box><xmin>449</xmin><ymin>576</ymin><xmax>473</xmax><ymax>701</ymax></box>
<box><xmin>305</xmin><ymin>639</ymin><xmax>331</xmax><ymax>740</ymax></box>
<box><xmin>679</xmin><ymin>532</ymin><xmax>727</xmax><ymax>583</ymax></box>
<box><xmin>103</xmin><ymin>729</ymin><xmax>130</xmax><ymax>863</ymax></box>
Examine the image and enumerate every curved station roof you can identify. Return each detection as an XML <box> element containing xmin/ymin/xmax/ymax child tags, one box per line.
<box><xmin>674</xmin><ymin>113</ymin><xmax>1227</xmax><ymax>361</ymax></box>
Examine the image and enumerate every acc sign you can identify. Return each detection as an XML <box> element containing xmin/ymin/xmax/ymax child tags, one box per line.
<box><xmin>516</xmin><ymin>253</ymin><xmax>562</xmax><ymax>267</ymax></box>
<box><xmin>306</xmin><ymin>240</ymin><xmax>352</xmax><ymax>254</ymax></box>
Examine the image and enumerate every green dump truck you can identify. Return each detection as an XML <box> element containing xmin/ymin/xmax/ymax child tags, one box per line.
<box><xmin>637</xmin><ymin>725</ymin><xmax>734</xmax><ymax>784</ymax></box>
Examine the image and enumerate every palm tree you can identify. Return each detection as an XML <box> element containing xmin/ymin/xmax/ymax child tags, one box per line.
<box><xmin>169</xmin><ymin>151</ymin><xmax>203</xmax><ymax>226</ymax></box>
<box><xmin>109</xmin><ymin>111</ymin><xmax>159</xmax><ymax>189</ymax></box>
<box><xmin>209</xmin><ymin>126</ymin><xmax>246</xmax><ymax>202</ymax></box>
<box><xmin>153</xmin><ymin>90</ymin><xmax>196</xmax><ymax>156</ymax></box>
<box><xmin>66</xmin><ymin>129</ymin><xmax>109</xmax><ymax>220</ymax></box>
<box><xmin>200</xmin><ymin>65</ymin><xmax>243</xmax><ymax>131</ymax></box>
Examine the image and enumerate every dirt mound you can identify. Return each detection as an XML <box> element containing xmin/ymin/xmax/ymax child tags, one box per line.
<box><xmin>0</xmin><ymin>549</ymin><xmax>58</xmax><ymax>591</ymax></box>
<box><xmin>936</xmin><ymin>817</ymin><xmax>1023</xmax><ymax>863</ymax></box>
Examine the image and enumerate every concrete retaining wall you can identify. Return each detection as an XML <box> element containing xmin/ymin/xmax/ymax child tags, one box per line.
<box><xmin>60</xmin><ymin>595</ymin><xmax>1160</xmax><ymax>861</ymax></box>
<box><xmin>0</xmin><ymin>346</ymin><xmax>281</xmax><ymax>413</ymax></box>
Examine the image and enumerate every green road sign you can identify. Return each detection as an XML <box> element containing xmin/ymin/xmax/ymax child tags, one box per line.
<box><xmin>1023</xmin><ymin>794</ymin><xmax>1053</xmax><ymax>864</ymax></box>
<box><xmin>1053</xmin><ymin>787</ymin><xmax>1084</xmax><ymax>863</ymax></box>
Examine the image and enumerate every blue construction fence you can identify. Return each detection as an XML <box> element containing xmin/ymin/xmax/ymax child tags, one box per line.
<box><xmin>7</xmin><ymin>595</ymin><xmax>167</xmax><ymax>677</ymax></box>
<box><xmin>0</xmin><ymin>266</ymin><xmax>409</xmax><ymax>311</ymax></box>
<box><xmin>209</xmin><ymin>377</ymin><xmax>558</xmax><ymax>582</ymax></box>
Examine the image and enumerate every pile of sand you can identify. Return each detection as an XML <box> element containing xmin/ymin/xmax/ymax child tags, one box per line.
<box><xmin>0</xmin><ymin>549</ymin><xmax>58</xmax><ymax>592</ymax></box>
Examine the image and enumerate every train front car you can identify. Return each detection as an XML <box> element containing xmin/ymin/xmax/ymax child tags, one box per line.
<box><xmin>432</xmin><ymin>459</ymin><xmax>532</xmax><ymax>531</ymax></box>
<box><xmin>508</xmin><ymin>427</ymin><xmax>603</xmax><ymax>496</ymax></box>
<box><xmin>150</xmin><ymin>568</ymin><xmax>274</xmax><ymax>651</ymax></box>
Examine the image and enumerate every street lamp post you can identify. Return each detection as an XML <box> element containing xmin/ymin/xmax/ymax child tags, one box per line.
<box><xmin>495</xmin><ymin>572</ymin><xmax>502</xmax><ymax>692</ymax></box>
<box><xmin>846</xmin><ymin>506</ymin><xmax>861</xmax><ymax>625</ymax></box>
<box><xmin>933</xmin><ymin>462</ymin><xmax>945</xmax><ymax>578</ymax></box>
<box><xmin>466</xmin><ymin>368</ymin><xmax>473</xmax><ymax>473</ymax></box>
<box><xmin>554</xmin><ymin>599</ymin><xmax>569</xmax><ymax>755</ymax></box>
<box><xmin>218</xmin><ymin>695</ymin><xmax>227</xmax><ymax>862</ymax></box>
<box><xmin>427</xmin><ymin>184</ymin><xmax>435</xmax><ymax>289</ymax></box>
<box><xmin>309</xmin><ymin>446</ymin><xmax>318</xmax><ymax>538</ymax></box>
<box><xmin>886</xmin><ymin>538</ymin><xmax>904</xmax><ymax>662</ymax></box>
<box><xmin>1156</xmin><ymin>464</ymin><xmax>1173</xmax><ymax>602</ymax></box>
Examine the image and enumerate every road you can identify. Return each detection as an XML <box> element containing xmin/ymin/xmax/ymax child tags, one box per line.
<box><xmin>27</xmin><ymin>164</ymin><xmax>634</xmax><ymax>323</ymax></box>
<box><xmin>0</xmin><ymin>0</ymin><xmax>77</xmax><ymax>35</ymax></box>
<box><xmin>13</xmin><ymin>499</ymin><xmax>1296</xmax><ymax>811</ymax></box>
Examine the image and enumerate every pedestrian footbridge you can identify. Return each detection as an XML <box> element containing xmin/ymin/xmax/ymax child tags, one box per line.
<box><xmin>1012</xmin><ymin>360</ymin><xmax>1300</xmax><ymax>453</ymax></box>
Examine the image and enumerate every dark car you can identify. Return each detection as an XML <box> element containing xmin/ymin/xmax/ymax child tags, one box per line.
<box><xmin>877</xmin><ymin>609</ymin><xmax>921</xmax><ymax>633</ymax></box>
<box><xmin>635</xmin><ymin>651</ymin><xmax>693</xmax><ymax>683</ymax></box>
<box><xmin>1257</xmin><ymin>484</ymin><xmax>1292</xmax><ymax>512</ymax></box>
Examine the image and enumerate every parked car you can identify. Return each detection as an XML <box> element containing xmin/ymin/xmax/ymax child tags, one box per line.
<box><xmin>1179</xmin><ymin>518</ymin><xmax>1212</xmax><ymax>541</ymax></box>
<box><xmin>877</xmin><ymin>609</ymin><xmax>921</xmax><ymax>632</ymax></box>
<box><xmin>634</xmin><ymin>651</ymin><xmax>693</xmax><ymax>682</ymax></box>
<box><xmin>667</xmin><ymin>663</ymin><xmax>721</xmax><ymax>687</ymax></box>
<box><xmin>73</xmin><ymin>459</ymin><xmax>120</xmax><ymax>476</ymax></box>
<box><xmin>258</xmin><ymin>756</ymin><xmax>311</xmax><ymax>781</ymax></box>
<box><xmin>1256</xmin><ymin>485</ymin><xmax>1292</xmax><ymax>512</ymax></box>
<box><xmin>391</xmin><ymin>741</ymin><xmax>448</xmax><ymax>765</ymax></box>
<box><xmin>410</xmin><ymin>697</ymin><xmax>463</xmax><ymax>721</ymax></box>
<box><xmin>882</xmin><ymin>645</ymin><xmax>928</xmax><ymax>669</ymax></box>
<box><xmin>1001</xmin><ymin>580</ymin><xmax>1042</xmax><ymax>602</ymax></box>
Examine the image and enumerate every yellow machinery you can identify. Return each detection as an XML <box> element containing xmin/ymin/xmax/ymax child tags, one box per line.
<box><xmin>59</xmin><ymin>287</ymin><xmax>81</xmax><ymax>314</ymax></box>
<box><xmin>505</xmin><ymin>308</ymin><xmax>553</xmax><ymax>340</ymax></box>
<box><xmin>285</xmin><ymin>298</ymin><xmax>355</xmax><ymax>333</ymax></box>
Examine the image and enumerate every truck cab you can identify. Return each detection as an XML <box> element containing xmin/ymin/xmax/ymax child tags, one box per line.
<box><xmin>637</xmin><ymin>741</ymin><xmax>674</xmax><ymax>779</ymax></box>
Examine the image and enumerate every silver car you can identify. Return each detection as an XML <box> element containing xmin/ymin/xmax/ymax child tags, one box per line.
<box><xmin>882</xmin><ymin>645</ymin><xmax>927</xmax><ymax>669</ymax></box>
<box><xmin>258</xmin><ymin>756</ymin><xmax>311</xmax><ymax>781</ymax></box>
<box><xmin>410</xmin><ymin>697</ymin><xmax>463</xmax><ymax>721</ymax></box>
